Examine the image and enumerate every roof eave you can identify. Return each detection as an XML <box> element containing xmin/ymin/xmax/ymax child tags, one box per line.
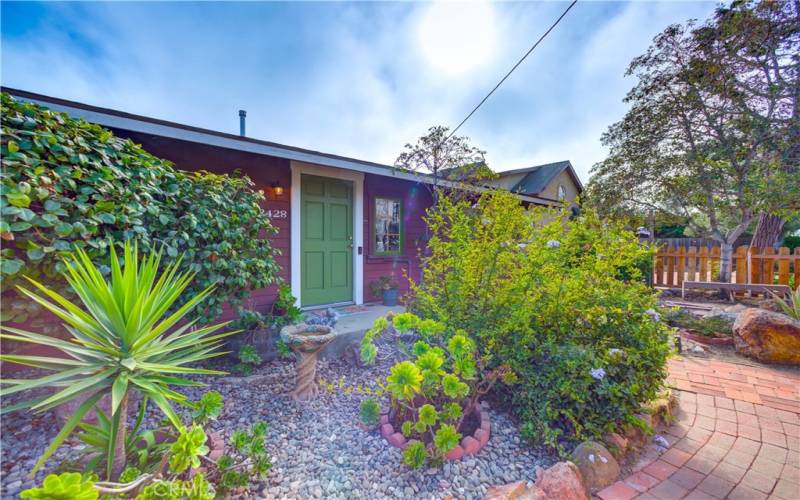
<box><xmin>2</xmin><ymin>87</ymin><xmax>561</xmax><ymax>206</ymax></box>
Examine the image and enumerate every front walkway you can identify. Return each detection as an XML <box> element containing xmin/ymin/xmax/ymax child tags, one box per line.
<box><xmin>597</xmin><ymin>356</ymin><xmax>800</xmax><ymax>500</ymax></box>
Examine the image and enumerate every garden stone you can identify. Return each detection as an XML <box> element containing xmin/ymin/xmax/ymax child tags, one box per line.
<box><xmin>532</xmin><ymin>461</ymin><xmax>589</xmax><ymax>500</ymax></box>
<box><xmin>734</xmin><ymin>308</ymin><xmax>800</xmax><ymax>364</ymax></box>
<box><xmin>571</xmin><ymin>441</ymin><xmax>620</xmax><ymax>491</ymax></box>
<box><xmin>604</xmin><ymin>432</ymin><xmax>629</xmax><ymax>458</ymax></box>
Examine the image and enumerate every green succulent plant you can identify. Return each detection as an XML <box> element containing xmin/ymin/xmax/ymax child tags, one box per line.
<box><xmin>169</xmin><ymin>425</ymin><xmax>209</xmax><ymax>474</ymax></box>
<box><xmin>386</xmin><ymin>361</ymin><xmax>423</xmax><ymax>400</ymax></box>
<box><xmin>392</xmin><ymin>312</ymin><xmax>419</xmax><ymax>333</ymax></box>
<box><xmin>434</xmin><ymin>424</ymin><xmax>461</xmax><ymax>453</ymax></box>
<box><xmin>359</xmin><ymin>398</ymin><xmax>381</xmax><ymax>427</ymax></box>
<box><xmin>441</xmin><ymin>374</ymin><xmax>470</xmax><ymax>399</ymax></box>
<box><xmin>771</xmin><ymin>288</ymin><xmax>800</xmax><ymax>320</ymax></box>
<box><xmin>402</xmin><ymin>441</ymin><xmax>428</xmax><ymax>469</ymax></box>
<box><xmin>238</xmin><ymin>344</ymin><xmax>262</xmax><ymax>365</ymax></box>
<box><xmin>20</xmin><ymin>473</ymin><xmax>97</xmax><ymax>500</ymax></box>
<box><xmin>191</xmin><ymin>391</ymin><xmax>224</xmax><ymax>424</ymax></box>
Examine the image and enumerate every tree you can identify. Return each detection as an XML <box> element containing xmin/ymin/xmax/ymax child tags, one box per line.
<box><xmin>701</xmin><ymin>0</ymin><xmax>800</xmax><ymax>247</ymax></box>
<box><xmin>395</xmin><ymin>125</ymin><xmax>496</xmax><ymax>206</ymax></box>
<box><xmin>586</xmin><ymin>1</ymin><xmax>799</xmax><ymax>281</ymax></box>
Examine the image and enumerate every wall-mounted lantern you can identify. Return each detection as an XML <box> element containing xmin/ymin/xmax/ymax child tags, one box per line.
<box><xmin>271</xmin><ymin>181</ymin><xmax>285</xmax><ymax>196</ymax></box>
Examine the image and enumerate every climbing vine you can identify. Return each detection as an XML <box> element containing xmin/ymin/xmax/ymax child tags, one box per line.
<box><xmin>0</xmin><ymin>92</ymin><xmax>281</xmax><ymax>325</ymax></box>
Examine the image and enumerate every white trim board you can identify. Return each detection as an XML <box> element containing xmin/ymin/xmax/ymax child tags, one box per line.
<box><xmin>290</xmin><ymin>161</ymin><xmax>364</xmax><ymax>308</ymax></box>
<box><xmin>10</xmin><ymin>92</ymin><xmax>559</xmax><ymax>207</ymax></box>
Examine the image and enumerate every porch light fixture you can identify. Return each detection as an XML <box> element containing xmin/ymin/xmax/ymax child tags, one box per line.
<box><xmin>271</xmin><ymin>181</ymin><xmax>284</xmax><ymax>196</ymax></box>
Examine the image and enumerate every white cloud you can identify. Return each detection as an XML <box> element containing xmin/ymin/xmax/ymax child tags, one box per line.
<box><xmin>1</xmin><ymin>1</ymin><xmax>719</xmax><ymax>186</ymax></box>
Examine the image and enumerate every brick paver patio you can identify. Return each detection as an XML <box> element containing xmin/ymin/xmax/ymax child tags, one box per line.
<box><xmin>597</xmin><ymin>356</ymin><xmax>800</xmax><ymax>500</ymax></box>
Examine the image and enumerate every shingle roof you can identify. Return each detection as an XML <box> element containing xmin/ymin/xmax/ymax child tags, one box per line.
<box><xmin>499</xmin><ymin>160</ymin><xmax>582</xmax><ymax>196</ymax></box>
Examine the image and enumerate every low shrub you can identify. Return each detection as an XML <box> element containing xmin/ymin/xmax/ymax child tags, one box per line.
<box><xmin>409</xmin><ymin>191</ymin><xmax>672</xmax><ymax>454</ymax></box>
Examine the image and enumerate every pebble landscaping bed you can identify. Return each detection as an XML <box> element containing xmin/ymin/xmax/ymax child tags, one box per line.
<box><xmin>1</xmin><ymin>334</ymin><xmax>551</xmax><ymax>499</ymax></box>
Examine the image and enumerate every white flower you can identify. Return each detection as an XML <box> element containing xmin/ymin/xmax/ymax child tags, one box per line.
<box><xmin>590</xmin><ymin>368</ymin><xmax>606</xmax><ymax>380</ymax></box>
<box><xmin>646</xmin><ymin>309</ymin><xmax>661</xmax><ymax>322</ymax></box>
<box><xmin>653</xmin><ymin>435</ymin><xmax>669</xmax><ymax>448</ymax></box>
<box><xmin>517</xmin><ymin>243</ymin><xmax>527</xmax><ymax>249</ymax></box>
<box><xmin>608</xmin><ymin>348</ymin><xmax>623</xmax><ymax>356</ymax></box>
<box><xmin>546</xmin><ymin>240</ymin><xmax>561</xmax><ymax>248</ymax></box>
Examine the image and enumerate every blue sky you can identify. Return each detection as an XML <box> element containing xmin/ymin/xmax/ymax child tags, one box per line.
<box><xmin>1</xmin><ymin>1</ymin><xmax>717</xmax><ymax>182</ymax></box>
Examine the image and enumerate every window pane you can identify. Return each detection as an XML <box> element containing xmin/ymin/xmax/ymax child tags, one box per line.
<box><xmin>375</xmin><ymin>198</ymin><xmax>401</xmax><ymax>253</ymax></box>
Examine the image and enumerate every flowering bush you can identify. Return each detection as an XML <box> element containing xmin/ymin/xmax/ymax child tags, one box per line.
<box><xmin>410</xmin><ymin>191</ymin><xmax>672</xmax><ymax>453</ymax></box>
<box><xmin>359</xmin><ymin>313</ymin><xmax>511</xmax><ymax>467</ymax></box>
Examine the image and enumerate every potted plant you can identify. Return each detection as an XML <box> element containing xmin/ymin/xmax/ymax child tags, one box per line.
<box><xmin>228</xmin><ymin>309</ymin><xmax>277</xmax><ymax>363</ymax></box>
<box><xmin>271</xmin><ymin>283</ymin><xmax>303</xmax><ymax>326</ymax></box>
<box><xmin>358</xmin><ymin>313</ymin><xmax>509</xmax><ymax>468</ymax></box>
<box><xmin>370</xmin><ymin>276</ymin><xmax>400</xmax><ymax>306</ymax></box>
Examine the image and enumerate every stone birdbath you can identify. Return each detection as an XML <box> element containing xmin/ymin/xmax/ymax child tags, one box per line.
<box><xmin>280</xmin><ymin>323</ymin><xmax>340</xmax><ymax>401</ymax></box>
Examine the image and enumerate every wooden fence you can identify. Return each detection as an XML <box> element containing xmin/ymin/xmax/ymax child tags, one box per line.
<box><xmin>653</xmin><ymin>245</ymin><xmax>800</xmax><ymax>290</ymax></box>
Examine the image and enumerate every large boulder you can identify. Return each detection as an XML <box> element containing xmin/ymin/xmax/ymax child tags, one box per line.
<box><xmin>571</xmin><ymin>441</ymin><xmax>620</xmax><ymax>491</ymax></box>
<box><xmin>483</xmin><ymin>462</ymin><xmax>588</xmax><ymax>500</ymax></box>
<box><xmin>533</xmin><ymin>461</ymin><xmax>589</xmax><ymax>500</ymax></box>
<box><xmin>733</xmin><ymin>308</ymin><xmax>800</xmax><ymax>365</ymax></box>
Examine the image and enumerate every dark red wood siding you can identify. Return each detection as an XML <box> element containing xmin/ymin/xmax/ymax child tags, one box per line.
<box><xmin>363</xmin><ymin>174</ymin><xmax>433</xmax><ymax>302</ymax></box>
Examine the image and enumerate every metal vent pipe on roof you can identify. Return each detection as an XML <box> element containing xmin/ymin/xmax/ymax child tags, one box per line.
<box><xmin>239</xmin><ymin>110</ymin><xmax>246</xmax><ymax>137</ymax></box>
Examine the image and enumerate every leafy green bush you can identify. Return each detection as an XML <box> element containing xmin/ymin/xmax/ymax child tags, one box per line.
<box><xmin>0</xmin><ymin>92</ymin><xmax>281</xmax><ymax>325</ymax></box>
<box><xmin>409</xmin><ymin>191</ymin><xmax>672</xmax><ymax>453</ymax></box>
<box><xmin>360</xmin><ymin>313</ymin><xmax>510</xmax><ymax>467</ymax></box>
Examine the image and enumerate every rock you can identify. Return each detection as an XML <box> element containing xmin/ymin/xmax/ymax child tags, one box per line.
<box><xmin>570</xmin><ymin>441</ymin><xmax>620</xmax><ymax>491</ymax></box>
<box><xmin>483</xmin><ymin>480</ymin><xmax>539</xmax><ymax>500</ymax></box>
<box><xmin>604</xmin><ymin>432</ymin><xmax>629</xmax><ymax>459</ymax></box>
<box><xmin>733</xmin><ymin>308</ymin><xmax>800</xmax><ymax>364</ymax></box>
<box><xmin>533</xmin><ymin>461</ymin><xmax>589</xmax><ymax>500</ymax></box>
<box><xmin>644</xmin><ymin>389</ymin><xmax>679</xmax><ymax>428</ymax></box>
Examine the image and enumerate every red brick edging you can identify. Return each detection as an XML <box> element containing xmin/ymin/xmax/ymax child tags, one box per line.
<box><xmin>379</xmin><ymin>406</ymin><xmax>491</xmax><ymax>460</ymax></box>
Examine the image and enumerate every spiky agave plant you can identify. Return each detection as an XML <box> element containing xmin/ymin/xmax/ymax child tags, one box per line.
<box><xmin>0</xmin><ymin>241</ymin><xmax>236</xmax><ymax>479</ymax></box>
<box><xmin>771</xmin><ymin>287</ymin><xmax>800</xmax><ymax>320</ymax></box>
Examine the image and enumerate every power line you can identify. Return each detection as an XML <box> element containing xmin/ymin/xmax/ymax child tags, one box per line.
<box><xmin>447</xmin><ymin>0</ymin><xmax>579</xmax><ymax>139</ymax></box>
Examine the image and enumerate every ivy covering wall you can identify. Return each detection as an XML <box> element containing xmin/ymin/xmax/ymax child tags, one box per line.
<box><xmin>0</xmin><ymin>92</ymin><xmax>282</xmax><ymax>328</ymax></box>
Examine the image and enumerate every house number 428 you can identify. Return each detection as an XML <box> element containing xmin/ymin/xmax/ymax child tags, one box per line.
<box><xmin>267</xmin><ymin>209</ymin><xmax>288</xmax><ymax>219</ymax></box>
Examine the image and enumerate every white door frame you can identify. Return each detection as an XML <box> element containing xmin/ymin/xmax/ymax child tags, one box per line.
<box><xmin>290</xmin><ymin>160</ymin><xmax>364</xmax><ymax>308</ymax></box>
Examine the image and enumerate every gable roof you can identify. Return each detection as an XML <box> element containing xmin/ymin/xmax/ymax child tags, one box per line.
<box><xmin>498</xmin><ymin>160</ymin><xmax>583</xmax><ymax>196</ymax></box>
<box><xmin>1</xmin><ymin>87</ymin><xmax>562</xmax><ymax>206</ymax></box>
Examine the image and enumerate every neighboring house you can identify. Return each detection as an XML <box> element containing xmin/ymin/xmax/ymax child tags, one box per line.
<box><xmin>487</xmin><ymin>161</ymin><xmax>583</xmax><ymax>204</ymax></box>
<box><xmin>4</xmin><ymin>88</ymin><xmax>575</xmax><ymax>313</ymax></box>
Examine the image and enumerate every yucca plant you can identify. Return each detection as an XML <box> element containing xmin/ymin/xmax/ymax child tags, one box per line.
<box><xmin>0</xmin><ymin>241</ymin><xmax>236</xmax><ymax>479</ymax></box>
<box><xmin>771</xmin><ymin>287</ymin><xmax>800</xmax><ymax>320</ymax></box>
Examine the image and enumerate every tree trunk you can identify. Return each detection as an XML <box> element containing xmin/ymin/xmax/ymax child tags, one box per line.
<box><xmin>718</xmin><ymin>242</ymin><xmax>733</xmax><ymax>283</ymax></box>
<box><xmin>750</xmin><ymin>213</ymin><xmax>785</xmax><ymax>249</ymax></box>
<box><xmin>111</xmin><ymin>392</ymin><xmax>128</xmax><ymax>480</ymax></box>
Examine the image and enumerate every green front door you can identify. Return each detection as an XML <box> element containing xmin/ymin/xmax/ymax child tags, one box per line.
<box><xmin>300</xmin><ymin>174</ymin><xmax>353</xmax><ymax>307</ymax></box>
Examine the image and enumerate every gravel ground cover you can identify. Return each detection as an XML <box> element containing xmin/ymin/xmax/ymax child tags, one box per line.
<box><xmin>1</xmin><ymin>333</ymin><xmax>551</xmax><ymax>499</ymax></box>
